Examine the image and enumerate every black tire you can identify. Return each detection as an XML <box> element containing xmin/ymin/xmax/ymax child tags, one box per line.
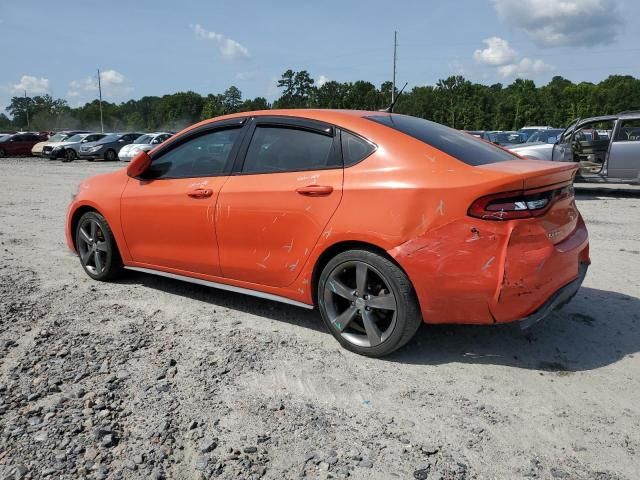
<box><xmin>104</xmin><ymin>149</ymin><xmax>117</xmax><ymax>161</ymax></box>
<box><xmin>75</xmin><ymin>211</ymin><xmax>123</xmax><ymax>281</ymax></box>
<box><xmin>317</xmin><ymin>249</ymin><xmax>422</xmax><ymax>357</ymax></box>
<box><xmin>63</xmin><ymin>149</ymin><xmax>77</xmax><ymax>162</ymax></box>
<box><xmin>0</xmin><ymin>148</ymin><xmax>6</xmax><ymax>158</ymax></box>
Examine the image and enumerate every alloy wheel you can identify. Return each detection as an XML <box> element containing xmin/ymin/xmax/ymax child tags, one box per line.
<box><xmin>77</xmin><ymin>218</ymin><xmax>109</xmax><ymax>275</ymax></box>
<box><xmin>323</xmin><ymin>260</ymin><xmax>398</xmax><ymax>348</ymax></box>
<box><xmin>65</xmin><ymin>149</ymin><xmax>76</xmax><ymax>161</ymax></box>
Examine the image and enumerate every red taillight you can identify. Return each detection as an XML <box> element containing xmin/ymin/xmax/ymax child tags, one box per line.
<box><xmin>469</xmin><ymin>184</ymin><xmax>574</xmax><ymax>221</ymax></box>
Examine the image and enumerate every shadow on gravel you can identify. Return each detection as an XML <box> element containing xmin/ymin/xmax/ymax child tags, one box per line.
<box><xmin>390</xmin><ymin>287</ymin><xmax>640</xmax><ymax>372</ymax></box>
<box><xmin>119</xmin><ymin>271</ymin><xmax>323</xmax><ymax>332</ymax></box>
<box><xmin>575</xmin><ymin>189</ymin><xmax>640</xmax><ymax>200</ymax></box>
<box><xmin>121</xmin><ymin>271</ymin><xmax>639</xmax><ymax>372</ymax></box>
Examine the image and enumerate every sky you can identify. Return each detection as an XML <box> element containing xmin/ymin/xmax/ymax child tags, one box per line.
<box><xmin>1</xmin><ymin>0</ymin><xmax>639</xmax><ymax>113</ymax></box>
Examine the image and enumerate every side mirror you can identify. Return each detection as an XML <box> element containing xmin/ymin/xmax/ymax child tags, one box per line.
<box><xmin>127</xmin><ymin>151</ymin><xmax>151</xmax><ymax>178</ymax></box>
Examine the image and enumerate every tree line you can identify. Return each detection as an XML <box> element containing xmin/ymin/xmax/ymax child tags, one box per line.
<box><xmin>2</xmin><ymin>70</ymin><xmax>639</xmax><ymax>133</ymax></box>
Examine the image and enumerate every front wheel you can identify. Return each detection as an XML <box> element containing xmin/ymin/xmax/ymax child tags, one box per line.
<box><xmin>317</xmin><ymin>250</ymin><xmax>422</xmax><ymax>357</ymax></box>
<box><xmin>0</xmin><ymin>148</ymin><xmax>6</xmax><ymax>158</ymax></box>
<box><xmin>63</xmin><ymin>149</ymin><xmax>77</xmax><ymax>162</ymax></box>
<box><xmin>75</xmin><ymin>211</ymin><xmax>123</xmax><ymax>281</ymax></box>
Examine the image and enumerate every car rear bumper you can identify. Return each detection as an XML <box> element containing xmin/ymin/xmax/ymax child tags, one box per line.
<box><xmin>516</xmin><ymin>261</ymin><xmax>588</xmax><ymax>329</ymax></box>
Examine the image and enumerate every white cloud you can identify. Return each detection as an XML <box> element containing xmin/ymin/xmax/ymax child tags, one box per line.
<box><xmin>473</xmin><ymin>37</ymin><xmax>517</xmax><ymax>66</ymax></box>
<box><xmin>11</xmin><ymin>75</ymin><xmax>49</xmax><ymax>94</ymax></box>
<box><xmin>473</xmin><ymin>37</ymin><xmax>553</xmax><ymax>78</ymax></box>
<box><xmin>190</xmin><ymin>24</ymin><xmax>250</xmax><ymax>60</ymax></box>
<box><xmin>498</xmin><ymin>58</ymin><xmax>554</xmax><ymax>78</ymax></box>
<box><xmin>317</xmin><ymin>75</ymin><xmax>330</xmax><ymax>87</ymax></box>
<box><xmin>492</xmin><ymin>0</ymin><xmax>623</xmax><ymax>47</ymax></box>
<box><xmin>67</xmin><ymin>69</ymin><xmax>131</xmax><ymax>99</ymax></box>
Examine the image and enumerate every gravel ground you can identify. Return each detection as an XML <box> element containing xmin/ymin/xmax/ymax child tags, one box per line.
<box><xmin>0</xmin><ymin>157</ymin><xmax>639</xmax><ymax>480</ymax></box>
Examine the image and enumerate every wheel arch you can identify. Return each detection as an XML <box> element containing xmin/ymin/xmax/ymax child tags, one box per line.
<box><xmin>310</xmin><ymin>240</ymin><xmax>412</xmax><ymax>307</ymax></box>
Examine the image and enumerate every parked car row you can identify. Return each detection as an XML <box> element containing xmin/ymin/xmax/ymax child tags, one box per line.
<box><xmin>463</xmin><ymin>126</ymin><xmax>561</xmax><ymax>147</ymax></box>
<box><xmin>31</xmin><ymin>131</ymin><xmax>174</xmax><ymax>162</ymax></box>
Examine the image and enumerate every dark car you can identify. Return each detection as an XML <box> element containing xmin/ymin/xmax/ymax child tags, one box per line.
<box><xmin>78</xmin><ymin>132</ymin><xmax>144</xmax><ymax>161</ymax></box>
<box><xmin>0</xmin><ymin>133</ymin><xmax>46</xmax><ymax>157</ymax></box>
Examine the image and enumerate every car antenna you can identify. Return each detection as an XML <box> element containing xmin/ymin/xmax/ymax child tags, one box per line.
<box><xmin>379</xmin><ymin>82</ymin><xmax>408</xmax><ymax>113</ymax></box>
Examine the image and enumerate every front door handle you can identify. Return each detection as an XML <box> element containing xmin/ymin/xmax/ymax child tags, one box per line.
<box><xmin>187</xmin><ymin>188</ymin><xmax>213</xmax><ymax>199</ymax></box>
<box><xmin>296</xmin><ymin>185</ymin><xmax>334</xmax><ymax>196</ymax></box>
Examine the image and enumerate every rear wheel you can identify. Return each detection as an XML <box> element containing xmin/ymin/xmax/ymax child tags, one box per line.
<box><xmin>0</xmin><ymin>148</ymin><xmax>6</xmax><ymax>158</ymax></box>
<box><xmin>104</xmin><ymin>149</ymin><xmax>117</xmax><ymax>161</ymax></box>
<box><xmin>75</xmin><ymin>212</ymin><xmax>122</xmax><ymax>281</ymax></box>
<box><xmin>317</xmin><ymin>250</ymin><xmax>422</xmax><ymax>357</ymax></box>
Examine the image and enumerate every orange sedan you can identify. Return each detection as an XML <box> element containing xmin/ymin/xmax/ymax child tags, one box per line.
<box><xmin>65</xmin><ymin>110</ymin><xmax>590</xmax><ymax>357</ymax></box>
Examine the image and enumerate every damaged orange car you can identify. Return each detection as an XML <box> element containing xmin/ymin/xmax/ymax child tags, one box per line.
<box><xmin>66</xmin><ymin>110</ymin><xmax>589</xmax><ymax>357</ymax></box>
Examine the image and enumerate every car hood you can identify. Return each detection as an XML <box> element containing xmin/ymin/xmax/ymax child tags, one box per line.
<box><xmin>509</xmin><ymin>143</ymin><xmax>554</xmax><ymax>153</ymax></box>
<box><xmin>121</xmin><ymin>143</ymin><xmax>152</xmax><ymax>153</ymax></box>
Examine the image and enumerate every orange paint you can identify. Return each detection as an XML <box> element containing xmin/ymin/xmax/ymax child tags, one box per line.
<box><xmin>66</xmin><ymin>110</ymin><xmax>589</xmax><ymax>326</ymax></box>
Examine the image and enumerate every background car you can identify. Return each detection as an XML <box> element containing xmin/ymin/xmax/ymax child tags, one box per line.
<box><xmin>510</xmin><ymin>112</ymin><xmax>640</xmax><ymax>184</ymax></box>
<box><xmin>0</xmin><ymin>132</ymin><xmax>46</xmax><ymax>157</ymax></box>
<box><xmin>48</xmin><ymin>133</ymin><xmax>108</xmax><ymax>161</ymax></box>
<box><xmin>78</xmin><ymin>132</ymin><xmax>143</xmax><ymax>161</ymax></box>
<box><xmin>37</xmin><ymin>130</ymin><xmax>90</xmax><ymax>157</ymax></box>
<box><xmin>518</xmin><ymin>125</ymin><xmax>552</xmax><ymax>141</ymax></box>
<box><xmin>525</xmin><ymin>128</ymin><xmax>563</xmax><ymax>144</ymax></box>
<box><xmin>486</xmin><ymin>131</ymin><xmax>525</xmax><ymax>146</ymax></box>
<box><xmin>66</xmin><ymin>110</ymin><xmax>589</xmax><ymax>357</ymax></box>
<box><xmin>118</xmin><ymin>132</ymin><xmax>173</xmax><ymax>162</ymax></box>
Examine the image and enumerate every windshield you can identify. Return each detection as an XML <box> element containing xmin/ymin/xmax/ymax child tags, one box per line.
<box><xmin>134</xmin><ymin>134</ymin><xmax>153</xmax><ymax>144</ymax></box>
<box><xmin>65</xmin><ymin>134</ymin><xmax>86</xmax><ymax>143</ymax></box>
<box><xmin>365</xmin><ymin>114</ymin><xmax>518</xmax><ymax>166</ymax></box>
<box><xmin>526</xmin><ymin>129</ymin><xmax>563</xmax><ymax>143</ymax></box>
<box><xmin>490</xmin><ymin>132</ymin><xmax>524</xmax><ymax>144</ymax></box>
<box><xmin>49</xmin><ymin>133</ymin><xmax>68</xmax><ymax>142</ymax></box>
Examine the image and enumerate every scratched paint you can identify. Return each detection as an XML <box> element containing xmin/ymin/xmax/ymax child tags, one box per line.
<box><xmin>436</xmin><ymin>200</ymin><xmax>445</xmax><ymax>216</ymax></box>
<box><xmin>288</xmin><ymin>259</ymin><xmax>300</xmax><ymax>272</ymax></box>
<box><xmin>482</xmin><ymin>256</ymin><xmax>495</xmax><ymax>271</ymax></box>
<box><xmin>282</xmin><ymin>239</ymin><xmax>294</xmax><ymax>252</ymax></box>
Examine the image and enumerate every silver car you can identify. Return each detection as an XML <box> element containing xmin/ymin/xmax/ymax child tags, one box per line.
<box><xmin>509</xmin><ymin>112</ymin><xmax>640</xmax><ymax>185</ymax></box>
<box><xmin>118</xmin><ymin>132</ymin><xmax>173</xmax><ymax>162</ymax></box>
<box><xmin>48</xmin><ymin>133</ymin><xmax>107</xmax><ymax>162</ymax></box>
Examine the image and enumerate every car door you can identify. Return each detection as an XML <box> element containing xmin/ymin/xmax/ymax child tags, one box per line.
<box><xmin>7</xmin><ymin>135</ymin><xmax>27</xmax><ymax>155</ymax></box>
<box><xmin>552</xmin><ymin>118</ymin><xmax>580</xmax><ymax>162</ymax></box>
<box><xmin>216</xmin><ymin>116</ymin><xmax>343</xmax><ymax>287</ymax></box>
<box><xmin>121</xmin><ymin>119</ymin><xmax>247</xmax><ymax>276</ymax></box>
<box><xmin>608</xmin><ymin>118</ymin><xmax>640</xmax><ymax>179</ymax></box>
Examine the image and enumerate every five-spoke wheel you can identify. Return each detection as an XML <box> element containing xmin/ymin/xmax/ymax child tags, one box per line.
<box><xmin>75</xmin><ymin>212</ymin><xmax>122</xmax><ymax>281</ymax></box>
<box><xmin>318</xmin><ymin>250</ymin><xmax>421</xmax><ymax>357</ymax></box>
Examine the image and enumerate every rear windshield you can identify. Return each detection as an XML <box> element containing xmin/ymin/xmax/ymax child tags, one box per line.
<box><xmin>365</xmin><ymin>114</ymin><xmax>518</xmax><ymax>166</ymax></box>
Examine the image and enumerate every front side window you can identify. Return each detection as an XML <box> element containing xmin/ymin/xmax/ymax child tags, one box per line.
<box><xmin>145</xmin><ymin>128</ymin><xmax>241</xmax><ymax>179</ymax></box>
<box><xmin>614</xmin><ymin>119</ymin><xmax>640</xmax><ymax>142</ymax></box>
<box><xmin>242</xmin><ymin>126</ymin><xmax>336</xmax><ymax>174</ymax></box>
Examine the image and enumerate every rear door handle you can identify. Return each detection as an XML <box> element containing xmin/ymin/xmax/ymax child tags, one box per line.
<box><xmin>296</xmin><ymin>185</ymin><xmax>334</xmax><ymax>196</ymax></box>
<box><xmin>187</xmin><ymin>188</ymin><xmax>213</xmax><ymax>199</ymax></box>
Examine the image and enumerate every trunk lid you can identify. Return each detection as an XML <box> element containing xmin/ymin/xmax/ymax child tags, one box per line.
<box><xmin>475</xmin><ymin>160</ymin><xmax>579</xmax><ymax>245</ymax></box>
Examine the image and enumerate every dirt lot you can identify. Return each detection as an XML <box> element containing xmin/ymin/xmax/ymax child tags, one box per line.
<box><xmin>0</xmin><ymin>158</ymin><xmax>639</xmax><ymax>480</ymax></box>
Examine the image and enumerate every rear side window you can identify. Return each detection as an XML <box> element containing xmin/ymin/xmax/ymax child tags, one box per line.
<box><xmin>145</xmin><ymin>128</ymin><xmax>241</xmax><ymax>179</ymax></box>
<box><xmin>342</xmin><ymin>131</ymin><xmax>376</xmax><ymax>166</ymax></box>
<box><xmin>615</xmin><ymin>119</ymin><xmax>640</xmax><ymax>141</ymax></box>
<box><xmin>365</xmin><ymin>114</ymin><xmax>518</xmax><ymax>166</ymax></box>
<box><xmin>242</xmin><ymin>126</ymin><xmax>337</xmax><ymax>174</ymax></box>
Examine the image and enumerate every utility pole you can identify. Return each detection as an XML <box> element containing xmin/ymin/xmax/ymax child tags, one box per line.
<box><xmin>24</xmin><ymin>90</ymin><xmax>30</xmax><ymax>129</ymax></box>
<box><xmin>97</xmin><ymin>68</ymin><xmax>104</xmax><ymax>133</ymax></box>
<box><xmin>391</xmin><ymin>31</ymin><xmax>397</xmax><ymax>105</ymax></box>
